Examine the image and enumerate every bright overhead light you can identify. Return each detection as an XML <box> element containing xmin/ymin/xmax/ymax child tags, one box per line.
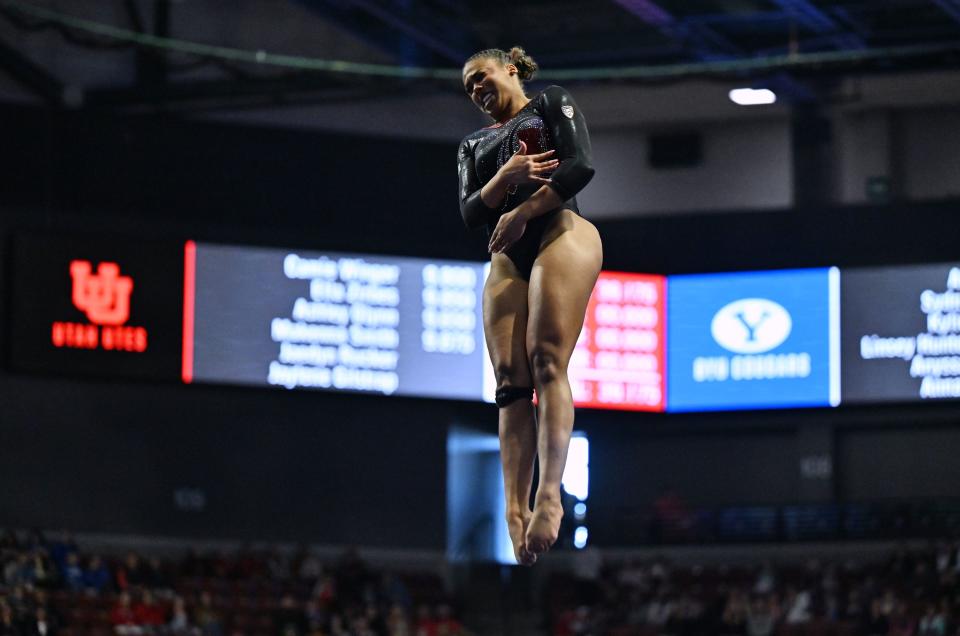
<box><xmin>729</xmin><ymin>88</ymin><xmax>777</xmax><ymax>106</ymax></box>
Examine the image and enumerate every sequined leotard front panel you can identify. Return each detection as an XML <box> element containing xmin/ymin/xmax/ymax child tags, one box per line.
<box><xmin>457</xmin><ymin>85</ymin><xmax>594</xmax><ymax>279</ymax></box>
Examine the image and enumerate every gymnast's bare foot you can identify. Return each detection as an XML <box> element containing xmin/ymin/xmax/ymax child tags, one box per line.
<box><xmin>526</xmin><ymin>493</ymin><xmax>563</xmax><ymax>556</ymax></box>
<box><xmin>506</xmin><ymin>510</ymin><xmax>536</xmax><ymax>566</ymax></box>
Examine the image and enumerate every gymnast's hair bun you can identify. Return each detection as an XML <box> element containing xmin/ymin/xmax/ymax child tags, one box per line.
<box><xmin>508</xmin><ymin>46</ymin><xmax>539</xmax><ymax>82</ymax></box>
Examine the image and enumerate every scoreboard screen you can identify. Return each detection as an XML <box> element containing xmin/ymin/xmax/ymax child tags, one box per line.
<box><xmin>8</xmin><ymin>233</ymin><xmax>183</xmax><ymax>381</ymax></box>
<box><xmin>567</xmin><ymin>272</ymin><xmax>666</xmax><ymax>412</ymax></box>
<box><xmin>666</xmin><ymin>268</ymin><xmax>839</xmax><ymax>412</ymax></box>
<box><xmin>8</xmin><ymin>231</ymin><xmax>957</xmax><ymax>412</ymax></box>
<box><xmin>184</xmin><ymin>242</ymin><xmax>667</xmax><ymax>410</ymax></box>
<box><xmin>841</xmin><ymin>264</ymin><xmax>960</xmax><ymax>403</ymax></box>
<box><xmin>184</xmin><ymin>242</ymin><xmax>488</xmax><ymax>401</ymax></box>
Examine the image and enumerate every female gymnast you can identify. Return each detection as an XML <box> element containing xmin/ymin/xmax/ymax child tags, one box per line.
<box><xmin>458</xmin><ymin>47</ymin><xmax>603</xmax><ymax>565</ymax></box>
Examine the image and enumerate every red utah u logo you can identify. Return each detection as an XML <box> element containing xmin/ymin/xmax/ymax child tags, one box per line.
<box><xmin>70</xmin><ymin>260</ymin><xmax>133</xmax><ymax>326</ymax></box>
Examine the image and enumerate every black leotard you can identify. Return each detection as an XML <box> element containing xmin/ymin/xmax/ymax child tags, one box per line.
<box><xmin>457</xmin><ymin>85</ymin><xmax>595</xmax><ymax>279</ymax></box>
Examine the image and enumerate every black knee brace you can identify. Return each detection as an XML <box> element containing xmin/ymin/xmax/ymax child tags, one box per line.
<box><xmin>495</xmin><ymin>385</ymin><xmax>534</xmax><ymax>407</ymax></box>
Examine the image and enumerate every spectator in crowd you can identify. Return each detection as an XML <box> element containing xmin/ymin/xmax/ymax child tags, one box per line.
<box><xmin>753</xmin><ymin>561</ymin><xmax>777</xmax><ymax>596</ymax></box>
<box><xmin>25</xmin><ymin>551</ymin><xmax>56</xmax><ymax>589</ymax></box>
<box><xmin>3</xmin><ymin>554</ymin><xmax>29</xmax><ymax>587</ymax></box>
<box><xmin>0</xmin><ymin>603</ymin><xmax>20</xmax><ymax>636</ymax></box>
<box><xmin>889</xmin><ymin>600</ymin><xmax>917</xmax><ymax>636</ymax></box>
<box><xmin>863</xmin><ymin>598</ymin><xmax>890</xmax><ymax>636</ymax></box>
<box><xmin>4</xmin><ymin>585</ymin><xmax>29</xmax><ymax>617</ymax></box>
<box><xmin>20</xmin><ymin>606</ymin><xmax>57</xmax><ymax>636</ymax></box>
<box><xmin>414</xmin><ymin>604</ymin><xmax>437</xmax><ymax>636</ymax></box>
<box><xmin>746</xmin><ymin>596</ymin><xmax>777</xmax><ymax>636</ymax></box>
<box><xmin>61</xmin><ymin>553</ymin><xmax>84</xmax><ymax>592</ymax></box>
<box><xmin>558</xmin><ymin>606</ymin><xmax>594</xmax><ymax>636</ymax></box>
<box><xmin>844</xmin><ymin>588</ymin><xmax>866</xmax><ymax>623</ymax></box>
<box><xmin>918</xmin><ymin>602</ymin><xmax>947</xmax><ymax>636</ymax></box>
<box><xmin>645</xmin><ymin>590</ymin><xmax>674</xmax><ymax>627</ymax></box>
<box><xmin>328</xmin><ymin>613</ymin><xmax>349</xmax><ymax>636</ymax></box>
<box><xmin>381</xmin><ymin>573</ymin><xmax>412</xmax><ymax>611</ymax></box>
<box><xmin>46</xmin><ymin>531</ymin><xmax>77</xmax><ymax>572</ymax></box>
<box><xmin>83</xmin><ymin>555</ymin><xmax>112</xmax><ymax>593</ymax></box>
<box><xmin>616</xmin><ymin>558</ymin><xmax>644</xmax><ymax>590</ymax></box>
<box><xmin>297</xmin><ymin>549</ymin><xmax>324</xmax><ymax>582</ymax></box>
<box><xmin>783</xmin><ymin>585</ymin><xmax>812</xmax><ymax>624</ymax></box>
<box><xmin>192</xmin><ymin>591</ymin><xmax>223</xmax><ymax>636</ymax></box>
<box><xmin>880</xmin><ymin>588</ymin><xmax>899</xmax><ymax>616</ymax></box>
<box><xmin>313</xmin><ymin>573</ymin><xmax>337</xmax><ymax>609</ymax></box>
<box><xmin>116</xmin><ymin>553</ymin><xmax>149</xmax><ymax>590</ymax></box>
<box><xmin>168</xmin><ymin>596</ymin><xmax>192</xmax><ymax>635</ymax></box>
<box><xmin>434</xmin><ymin>604</ymin><xmax>464</xmax><ymax>636</ymax></box>
<box><xmin>268</xmin><ymin>550</ymin><xmax>292</xmax><ymax>581</ymax></box>
<box><xmin>334</xmin><ymin>547</ymin><xmax>369</xmax><ymax>607</ymax></box>
<box><xmin>133</xmin><ymin>590</ymin><xmax>165</xmax><ymax>628</ymax></box>
<box><xmin>386</xmin><ymin>603</ymin><xmax>411</xmax><ymax>636</ymax></box>
<box><xmin>720</xmin><ymin>588</ymin><xmax>749</xmax><ymax>636</ymax></box>
<box><xmin>935</xmin><ymin>541</ymin><xmax>958</xmax><ymax>576</ymax></box>
<box><xmin>364</xmin><ymin>604</ymin><xmax>389</xmax><ymax>635</ymax></box>
<box><xmin>110</xmin><ymin>591</ymin><xmax>140</xmax><ymax>635</ymax></box>
<box><xmin>303</xmin><ymin>599</ymin><xmax>329</xmax><ymax>633</ymax></box>
<box><xmin>143</xmin><ymin>557</ymin><xmax>169</xmax><ymax>591</ymax></box>
<box><xmin>274</xmin><ymin>593</ymin><xmax>307</xmax><ymax>636</ymax></box>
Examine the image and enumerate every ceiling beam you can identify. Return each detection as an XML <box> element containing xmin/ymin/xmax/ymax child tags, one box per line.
<box><xmin>294</xmin><ymin>0</ymin><xmax>469</xmax><ymax>65</ymax></box>
<box><xmin>83</xmin><ymin>72</ymin><xmax>410</xmax><ymax>113</ymax></box>
<box><xmin>611</xmin><ymin>0</ymin><xmax>673</xmax><ymax>28</ymax></box>
<box><xmin>612</xmin><ymin>0</ymin><xmax>819</xmax><ymax>101</ymax></box>
<box><xmin>0</xmin><ymin>37</ymin><xmax>63</xmax><ymax>106</ymax></box>
<box><xmin>930</xmin><ymin>0</ymin><xmax>960</xmax><ymax>24</ymax></box>
<box><xmin>611</xmin><ymin>0</ymin><xmax>739</xmax><ymax>59</ymax></box>
<box><xmin>768</xmin><ymin>0</ymin><xmax>865</xmax><ymax>49</ymax></box>
<box><xmin>339</xmin><ymin>0</ymin><xmax>466</xmax><ymax>63</ymax></box>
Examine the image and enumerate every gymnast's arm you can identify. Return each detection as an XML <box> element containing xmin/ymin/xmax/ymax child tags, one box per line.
<box><xmin>458</xmin><ymin>139</ymin><xmax>501</xmax><ymax>230</ymax></box>
<box><xmin>513</xmin><ymin>85</ymin><xmax>595</xmax><ymax>221</ymax></box>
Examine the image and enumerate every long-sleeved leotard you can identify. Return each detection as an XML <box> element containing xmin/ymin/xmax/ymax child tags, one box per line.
<box><xmin>457</xmin><ymin>85</ymin><xmax>595</xmax><ymax>279</ymax></box>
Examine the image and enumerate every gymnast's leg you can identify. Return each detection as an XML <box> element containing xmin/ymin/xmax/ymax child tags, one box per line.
<box><xmin>483</xmin><ymin>253</ymin><xmax>538</xmax><ymax>566</ymax></box>
<box><xmin>525</xmin><ymin>211</ymin><xmax>602</xmax><ymax>555</ymax></box>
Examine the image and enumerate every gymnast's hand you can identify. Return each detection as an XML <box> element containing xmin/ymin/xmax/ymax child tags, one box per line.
<box><xmin>489</xmin><ymin>208</ymin><xmax>529</xmax><ymax>253</ymax></box>
<box><xmin>498</xmin><ymin>140</ymin><xmax>558</xmax><ymax>186</ymax></box>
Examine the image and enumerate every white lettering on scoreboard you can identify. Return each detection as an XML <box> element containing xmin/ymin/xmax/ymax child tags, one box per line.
<box><xmin>857</xmin><ymin>267</ymin><xmax>960</xmax><ymax>399</ymax></box>
<box><xmin>268</xmin><ymin>254</ymin><xmax>401</xmax><ymax>393</ymax></box>
<box><xmin>420</xmin><ymin>264</ymin><xmax>477</xmax><ymax>356</ymax></box>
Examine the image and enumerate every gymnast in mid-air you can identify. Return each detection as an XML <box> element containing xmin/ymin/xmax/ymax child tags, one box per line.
<box><xmin>458</xmin><ymin>46</ymin><xmax>602</xmax><ymax>565</ymax></box>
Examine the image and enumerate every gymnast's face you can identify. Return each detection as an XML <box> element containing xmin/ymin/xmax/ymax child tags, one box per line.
<box><xmin>462</xmin><ymin>57</ymin><xmax>521</xmax><ymax>121</ymax></box>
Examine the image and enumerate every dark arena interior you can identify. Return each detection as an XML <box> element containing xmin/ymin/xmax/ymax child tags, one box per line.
<box><xmin>2</xmin><ymin>1</ymin><xmax>960</xmax><ymax>635</ymax></box>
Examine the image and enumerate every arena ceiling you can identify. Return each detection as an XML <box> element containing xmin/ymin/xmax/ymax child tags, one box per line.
<box><xmin>299</xmin><ymin>0</ymin><xmax>960</xmax><ymax>68</ymax></box>
<box><xmin>0</xmin><ymin>0</ymin><xmax>958</xmax><ymax>116</ymax></box>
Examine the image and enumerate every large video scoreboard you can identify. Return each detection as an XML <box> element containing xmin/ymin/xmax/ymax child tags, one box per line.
<box><xmin>182</xmin><ymin>242</ymin><xmax>667</xmax><ymax>411</ymax></box>
<box><xmin>7</xmin><ymin>232</ymin><xmax>959</xmax><ymax>412</ymax></box>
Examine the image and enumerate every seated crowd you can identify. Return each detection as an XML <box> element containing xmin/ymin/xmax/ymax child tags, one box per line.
<box><xmin>0</xmin><ymin>529</ymin><xmax>463</xmax><ymax>636</ymax></box>
<box><xmin>549</xmin><ymin>541</ymin><xmax>960</xmax><ymax>636</ymax></box>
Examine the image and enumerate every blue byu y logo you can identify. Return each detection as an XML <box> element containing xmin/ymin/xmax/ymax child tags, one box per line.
<box><xmin>711</xmin><ymin>298</ymin><xmax>792</xmax><ymax>354</ymax></box>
